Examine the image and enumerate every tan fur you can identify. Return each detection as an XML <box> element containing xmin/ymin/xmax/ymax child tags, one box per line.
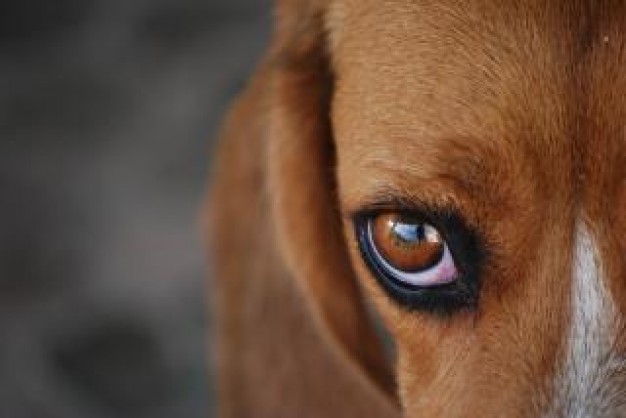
<box><xmin>206</xmin><ymin>1</ymin><xmax>626</xmax><ymax>416</ymax></box>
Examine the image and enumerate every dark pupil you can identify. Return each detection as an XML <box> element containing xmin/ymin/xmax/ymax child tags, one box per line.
<box><xmin>392</xmin><ymin>222</ymin><xmax>425</xmax><ymax>244</ymax></box>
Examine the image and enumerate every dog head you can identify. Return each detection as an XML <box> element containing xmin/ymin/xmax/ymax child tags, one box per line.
<box><xmin>265</xmin><ymin>0</ymin><xmax>626</xmax><ymax>416</ymax></box>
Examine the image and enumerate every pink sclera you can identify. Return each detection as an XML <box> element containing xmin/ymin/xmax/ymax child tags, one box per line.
<box><xmin>431</xmin><ymin>261</ymin><xmax>458</xmax><ymax>285</ymax></box>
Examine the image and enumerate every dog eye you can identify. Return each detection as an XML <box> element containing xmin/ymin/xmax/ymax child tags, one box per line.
<box><xmin>368</xmin><ymin>213</ymin><xmax>457</xmax><ymax>286</ymax></box>
<box><xmin>354</xmin><ymin>208</ymin><xmax>483</xmax><ymax>314</ymax></box>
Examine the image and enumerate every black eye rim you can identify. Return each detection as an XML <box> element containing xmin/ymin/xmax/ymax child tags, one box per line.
<box><xmin>353</xmin><ymin>206</ymin><xmax>484</xmax><ymax>315</ymax></box>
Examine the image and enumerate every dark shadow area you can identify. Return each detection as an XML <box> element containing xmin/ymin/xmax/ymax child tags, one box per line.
<box><xmin>0</xmin><ymin>0</ymin><xmax>271</xmax><ymax>416</ymax></box>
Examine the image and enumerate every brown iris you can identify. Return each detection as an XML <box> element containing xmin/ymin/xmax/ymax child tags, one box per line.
<box><xmin>371</xmin><ymin>213</ymin><xmax>445</xmax><ymax>272</ymax></box>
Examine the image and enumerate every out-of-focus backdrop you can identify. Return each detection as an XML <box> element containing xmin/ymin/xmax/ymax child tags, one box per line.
<box><xmin>0</xmin><ymin>0</ymin><xmax>270</xmax><ymax>416</ymax></box>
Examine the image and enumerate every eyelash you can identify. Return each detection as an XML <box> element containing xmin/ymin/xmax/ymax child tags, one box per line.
<box><xmin>353</xmin><ymin>207</ymin><xmax>484</xmax><ymax>315</ymax></box>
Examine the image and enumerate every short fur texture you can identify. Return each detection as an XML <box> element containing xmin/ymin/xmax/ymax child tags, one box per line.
<box><xmin>206</xmin><ymin>1</ymin><xmax>626</xmax><ymax>416</ymax></box>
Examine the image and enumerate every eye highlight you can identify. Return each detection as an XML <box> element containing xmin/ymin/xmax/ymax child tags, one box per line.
<box><xmin>354</xmin><ymin>207</ymin><xmax>484</xmax><ymax>314</ymax></box>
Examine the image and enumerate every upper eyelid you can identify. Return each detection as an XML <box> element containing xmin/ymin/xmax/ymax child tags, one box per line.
<box><xmin>345</xmin><ymin>194</ymin><xmax>459</xmax><ymax>224</ymax></box>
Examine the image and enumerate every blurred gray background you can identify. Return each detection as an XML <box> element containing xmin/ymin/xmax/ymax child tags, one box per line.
<box><xmin>0</xmin><ymin>0</ymin><xmax>270</xmax><ymax>416</ymax></box>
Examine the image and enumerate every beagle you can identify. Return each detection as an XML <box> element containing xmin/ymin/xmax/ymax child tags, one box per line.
<box><xmin>206</xmin><ymin>0</ymin><xmax>626</xmax><ymax>416</ymax></box>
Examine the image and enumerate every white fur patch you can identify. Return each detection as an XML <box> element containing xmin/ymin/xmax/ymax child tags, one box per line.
<box><xmin>547</xmin><ymin>224</ymin><xmax>625</xmax><ymax>416</ymax></box>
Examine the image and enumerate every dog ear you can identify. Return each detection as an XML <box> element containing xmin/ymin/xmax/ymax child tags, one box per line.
<box><xmin>266</xmin><ymin>0</ymin><xmax>396</xmax><ymax>400</ymax></box>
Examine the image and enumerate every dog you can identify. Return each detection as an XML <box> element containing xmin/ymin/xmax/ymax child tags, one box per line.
<box><xmin>206</xmin><ymin>0</ymin><xmax>626</xmax><ymax>416</ymax></box>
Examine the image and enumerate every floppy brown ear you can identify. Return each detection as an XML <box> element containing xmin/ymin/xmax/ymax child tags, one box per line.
<box><xmin>266</xmin><ymin>0</ymin><xmax>395</xmax><ymax>400</ymax></box>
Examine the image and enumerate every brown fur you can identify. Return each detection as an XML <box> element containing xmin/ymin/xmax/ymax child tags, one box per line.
<box><xmin>206</xmin><ymin>1</ymin><xmax>626</xmax><ymax>416</ymax></box>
